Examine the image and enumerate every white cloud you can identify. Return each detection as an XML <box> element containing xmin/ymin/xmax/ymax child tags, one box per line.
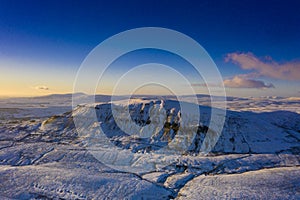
<box><xmin>226</xmin><ymin>52</ymin><xmax>300</xmax><ymax>80</ymax></box>
<box><xmin>224</xmin><ymin>76</ymin><xmax>275</xmax><ymax>89</ymax></box>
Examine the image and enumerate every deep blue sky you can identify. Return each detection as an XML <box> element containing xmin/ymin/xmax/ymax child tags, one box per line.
<box><xmin>1</xmin><ymin>0</ymin><xmax>300</xmax><ymax>96</ymax></box>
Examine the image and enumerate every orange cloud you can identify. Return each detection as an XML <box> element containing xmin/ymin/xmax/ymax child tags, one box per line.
<box><xmin>35</xmin><ymin>86</ymin><xmax>49</xmax><ymax>90</ymax></box>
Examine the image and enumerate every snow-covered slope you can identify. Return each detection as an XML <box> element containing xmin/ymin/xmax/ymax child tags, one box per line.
<box><xmin>177</xmin><ymin>167</ymin><xmax>300</xmax><ymax>199</ymax></box>
<box><xmin>68</xmin><ymin>99</ymin><xmax>300</xmax><ymax>155</ymax></box>
<box><xmin>0</xmin><ymin>96</ymin><xmax>300</xmax><ymax>199</ymax></box>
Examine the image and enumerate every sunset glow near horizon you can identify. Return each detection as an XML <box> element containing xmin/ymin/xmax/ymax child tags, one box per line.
<box><xmin>1</xmin><ymin>0</ymin><xmax>300</xmax><ymax>97</ymax></box>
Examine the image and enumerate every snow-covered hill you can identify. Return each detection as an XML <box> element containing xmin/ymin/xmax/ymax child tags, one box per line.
<box><xmin>0</xmin><ymin>96</ymin><xmax>300</xmax><ymax>199</ymax></box>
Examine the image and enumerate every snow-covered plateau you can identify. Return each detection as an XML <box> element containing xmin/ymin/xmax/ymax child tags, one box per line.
<box><xmin>0</xmin><ymin>94</ymin><xmax>300</xmax><ymax>199</ymax></box>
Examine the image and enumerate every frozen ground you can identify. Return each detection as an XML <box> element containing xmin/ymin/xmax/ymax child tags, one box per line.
<box><xmin>0</xmin><ymin>94</ymin><xmax>300</xmax><ymax>199</ymax></box>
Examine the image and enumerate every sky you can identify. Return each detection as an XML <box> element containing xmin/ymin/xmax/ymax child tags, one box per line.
<box><xmin>1</xmin><ymin>0</ymin><xmax>300</xmax><ymax>97</ymax></box>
